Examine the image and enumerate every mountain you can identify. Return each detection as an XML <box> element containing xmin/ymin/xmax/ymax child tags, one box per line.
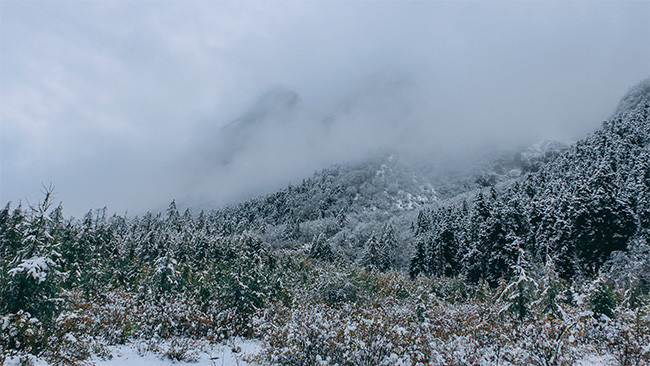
<box><xmin>3</xmin><ymin>79</ymin><xmax>649</xmax><ymax>364</ymax></box>
<box><xmin>203</xmin><ymin>79</ymin><xmax>649</xmax><ymax>270</ymax></box>
<box><xmin>411</xmin><ymin>83</ymin><xmax>650</xmax><ymax>282</ymax></box>
<box><xmin>210</xmin><ymin>154</ymin><xmax>436</xmax><ymax>263</ymax></box>
<box><xmin>213</xmin><ymin>88</ymin><xmax>300</xmax><ymax>164</ymax></box>
<box><xmin>205</xmin><ymin>74</ymin><xmax>413</xmax><ymax>180</ymax></box>
<box><xmin>614</xmin><ymin>77</ymin><xmax>650</xmax><ymax>116</ymax></box>
<box><xmin>198</xmin><ymin>78</ymin><xmax>650</xmax><ymax>280</ymax></box>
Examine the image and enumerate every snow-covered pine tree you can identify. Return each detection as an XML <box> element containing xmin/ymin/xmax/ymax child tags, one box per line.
<box><xmin>310</xmin><ymin>233</ymin><xmax>335</xmax><ymax>262</ymax></box>
<box><xmin>283</xmin><ymin>219</ymin><xmax>301</xmax><ymax>241</ymax></box>
<box><xmin>150</xmin><ymin>249</ymin><xmax>181</xmax><ymax>296</ymax></box>
<box><xmin>409</xmin><ymin>236</ymin><xmax>430</xmax><ymax>278</ymax></box>
<box><xmin>430</xmin><ymin>225</ymin><xmax>459</xmax><ymax>277</ymax></box>
<box><xmin>3</xmin><ymin>187</ymin><xmax>64</xmax><ymax>321</ymax></box>
<box><xmin>533</xmin><ymin>253</ymin><xmax>565</xmax><ymax>318</ymax></box>
<box><xmin>588</xmin><ymin>273</ymin><xmax>616</xmax><ymax>319</ymax></box>
<box><xmin>498</xmin><ymin>246</ymin><xmax>537</xmax><ymax>320</ymax></box>
<box><xmin>361</xmin><ymin>233</ymin><xmax>390</xmax><ymax>271</ymax></box>
<box><xmin>0</xmin><ymin>203</ymin><xmax>25</xmax><ymax>269</ymax></box>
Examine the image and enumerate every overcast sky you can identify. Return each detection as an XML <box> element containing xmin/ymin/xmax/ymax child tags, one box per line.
<box><xmin>1</xmin><ymin>1</ymin><xmax>649</xmax><ymax>217</ymax></box>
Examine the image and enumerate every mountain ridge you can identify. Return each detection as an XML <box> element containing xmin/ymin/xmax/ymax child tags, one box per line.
<box><xmin>2</xmin><ymin>78</ymin><xmax>649</xmax><ymax>364</ymax></box>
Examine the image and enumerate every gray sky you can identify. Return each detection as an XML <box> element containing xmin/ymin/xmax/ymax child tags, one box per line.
<box><xmin>1</xmin><ymin>1</ymin><xmax>649</xmax><ymax>217</ymax></box>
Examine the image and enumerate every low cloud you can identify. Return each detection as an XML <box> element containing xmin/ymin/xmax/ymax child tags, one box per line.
<box><xmin>1</xmin><ymin>1</ymin><xmax>649</xmax><ymax>216</ymax></box>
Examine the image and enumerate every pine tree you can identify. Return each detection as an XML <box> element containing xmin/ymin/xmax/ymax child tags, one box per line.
<box><xmin>336</xmin><ymin>209</ymin><xmax>348</xmax><ymax>229</ymax></box>
<box><xmin>498</xmin><ymin>247</ymin><xmax>537</xmax><ymax>320</ymax></box>
<box><xmin>361</xmin><ymin>233</ymin><xmax>390</xmax><ymax>271</ymax></box>
<box><xmin>570</xmin><ymin>163</ymin><xmax>636</xmax><ymax>276</ymax></box>
<box><xmin>430</xmin><ymin>226</ymin><xmax>458</xmax><ymax>277</ymax></box>
<box><xmin>409</xmin><ymin>236</ymin><xmax>430</xmax><ymax>278</ymax></box>
<box><xmin>380</xmin><ymin>223</ymin><xmax>398</xmax><ymax>265</ymax></box>
<box><xmin>0</xmin><ymin>203</ymin><xmax>25</xmax><ymax>266</ymax></box>
<box><xmin>310</xmin><ymin>234</ymin><xmax>335</xmax><ymax>262</ymax></box>
<box><xmin>150</xmin><ymin>249</ymin><xmax>180</xmax><ymax>296</ymax></box>
<box><xmin>534</xmin><ymin>254</ymin><xmax>565</xmax><ymax>318</ymax></box>
<box><xmin>283</xmin><ymin>219</ymin><xmax>301</xmax><ymax>241</ymax></box>
<box><xmin>2</xmin><ymin>187</ymin><xmax>64</xmax><ymax>321</ymax></box>
<box><xmin>414</xmin><ymin>210</ymin><xmax>430</xmax><ymax>236</ymax></box>
<box><xmin>623</xmin><ymin>270</ymin><xmax>646</xmax><ymax>309</ymax></box>
<box><xmin>589</xmin><ymin>274</ymin><xmax>616</xmax><ymax>319</ymax></box>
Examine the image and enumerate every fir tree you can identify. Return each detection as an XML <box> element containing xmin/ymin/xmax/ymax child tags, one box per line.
<box><xmin>361</xmin><ymin>233</ymin><xmax>391</xmax><ymax>271</ymax></box>
<box><xmin>409</xmin><ymin>236</ymin><xmax>430</xmax><ymax>278</ymax></box>
<box><xmin>498</xmin><ymin>247</ymin><xmax>537</xmax><ymax>320</ymax></box>
<box><xmin>589</xmin><ymin>274</ymin><xmax>616</xmax><ymax>319</ymax></box>
<box><xmin>533</xmin><ymin>254</ymin><xmax>565</xmax><ymax>318</ymax></box>
<box><xmin>2</xmin><ymin>187</ymin><xmax>64</xmax><ymax>321</ymax></box>
<box><xmin>310</xmin><ymin>234</ymin><xmax>335</xmax><ymax>262</ymax></box>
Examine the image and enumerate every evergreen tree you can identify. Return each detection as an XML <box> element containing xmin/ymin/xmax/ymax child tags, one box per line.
<box><xmin>589</xmin><ymin>274</ymin><xmax>616</xmax><ymax>319</ymax></box>
<box><xmin>283</xmin><ymin>219</ymin><xmax>301</xmax><ymax>241</ymax></box>
<box><xmin>534</xmin><ymin>254</ymin><xmax>565</xmax><ymax>318</ymax></box>
<box><xmin>414</xmin><ymin>210</ymin><xmax>430</xmax><ymax>236</ymax></box>
<box><xmin>2</xmin><ymin>188</ymin><xmax>64</xmax><ymax>321</ymax></box>
<box><xmin>498</xmin><ymin>247</ymin><xmax>537</xmax><ymax>320</ymax></box>
<box><xmin>409</xmin><ymin>236</ymin><xmax>430</xmax><ymax>278</ymax></box>
<box><xmin>0</xmin><ymin>203</ymin><xmax>25</xmax><ymax>266</ymax></box>
<box><xmin>150</xmin><ymin>249</ymin><xmax>180</xmax><ymax>296</ymax></box>
<box><xmin>430</xmin><ymin>226</ymin><xmax>459</xmax><ymax>277</ymax></box>
<box><xmin>336</xmin><ymin>209</ymin><xmax>348</xmax><ymax>229</ymax></box>
<box><xmin>310</xmin><ymin>234</ymin><xmax>335</xmax><ymax>262</ymax></box>
<box><xmin>361</xmin><ymin>233</ymin><xmax>390</xmax><ymax>271</ymax></box>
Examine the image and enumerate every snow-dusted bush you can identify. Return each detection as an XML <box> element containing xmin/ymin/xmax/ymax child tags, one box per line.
<box><xmin>0</xmin><ymin>311</ymin><xmax>44</xmax><ymax>358</ymax></box>
<box><xmin>251</xmin><ymin>268</ymin><xmax>649</xmax><ymax>365</ymax></box>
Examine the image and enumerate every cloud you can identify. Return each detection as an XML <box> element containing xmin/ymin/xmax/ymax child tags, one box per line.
<box><xmin>1</xmin><ymin>1</ymin><xmax>649</xmax><ymax>216</ymax></box>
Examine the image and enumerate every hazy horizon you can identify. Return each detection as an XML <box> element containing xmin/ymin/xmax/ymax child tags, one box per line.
<box><xmin>2</xmin><ymin>1</ymin><xmax>649</xmax><ymax>217</ymax></box>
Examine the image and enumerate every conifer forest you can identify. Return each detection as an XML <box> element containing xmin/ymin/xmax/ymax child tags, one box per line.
<box><xmin>2</xmin><ymin>2</ymin><xmax>650</xmax><ymax>365</ymax></box>
<box><xmin>2</xmin><ymin>82</ymin><xmax>650</xmax><ymax>364</ymax></box>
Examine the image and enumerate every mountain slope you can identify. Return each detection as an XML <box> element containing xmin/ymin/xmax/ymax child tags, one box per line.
<box><xmin>2</xmin><ymin>79</ymin><xmax>649</xmax><ymax>364</ymax></box>
<box><xmin>213</xmin><ymin>88</ymin><xmax>300</xmax><ymax>165</ymax></box>
<box><xmin>411</xmin><ymin>87</ymin><xmax>649</xmax><ymax>282</ymax></box>
<box><xmin>207</xmin><ymin>155</ymin><xmax>436</xmax><ymax>264</ymax></box>
<box><xmin>614</xmin><ymin>77</ymin><xmax>650</xmax><ymax>116</ymax></box>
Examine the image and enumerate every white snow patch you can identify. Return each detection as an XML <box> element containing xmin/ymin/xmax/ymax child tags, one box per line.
<box><xmin>93</xmin><ymin>339</ymin><xmax>262</xmax><ymax>366</ymax></box>
<box><xmin>8</xmin><ymin>256</ymin><xmax>53</xmax><ymax>283</ymax></box>
<box><xmin>4</xmin><ymin>355</ymin><xmax>50</xmax><ymax>366</ymax></box>
<box><xmin>575</xmin><ymin>353</ymin><xmax>617</xmax><ymax>366</ymax></box>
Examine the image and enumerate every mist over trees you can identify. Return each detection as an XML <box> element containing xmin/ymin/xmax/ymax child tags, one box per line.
<box><xmin>2</xmin><ymin>79</ymin><xmax>650</xmax><ymax>364</ymax></box>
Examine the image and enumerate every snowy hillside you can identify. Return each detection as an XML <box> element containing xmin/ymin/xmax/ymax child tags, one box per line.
<box><xmin>1</xmin><ymin>79</ymin><xmax>649</xmax><ymax>365</ymax></box>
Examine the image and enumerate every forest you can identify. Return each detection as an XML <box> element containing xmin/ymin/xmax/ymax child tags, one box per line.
<box><xmin>1</xmin><ymin>90</ymin><xmax>649</xmax><ymax>364</ymax></box>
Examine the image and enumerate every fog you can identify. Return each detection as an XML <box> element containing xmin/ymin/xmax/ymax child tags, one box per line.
<box><xmin>1</xmin><ymin>1</ymin><xmax>649</xmax><ymax>217</ymax></box>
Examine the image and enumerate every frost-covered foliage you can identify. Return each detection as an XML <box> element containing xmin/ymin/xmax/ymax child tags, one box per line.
<box><xmin>411</xmin><ymin>100</ymin><xmax>650</xmax><ymax>283</ymax></box>
<box><xmin>497</xmin><ymin>248</ymin><xmax>538</xmax><ymax>320</ymax></box>
<box><xmin>1</xmin><ymin>188</ymin><xmax>649</xmax><ymax>364</ymax></box>
<box><xmin>251</xmin><ymin>270</ymin><xmax>650</xmax><ymax>365</ymax></box>
<box><xmin>8</xmin><ymin>256</ymin><xmax>54</xmax><ymax>285</ymax></box>
<box><xmin>519</xmin><ymin>140</ymin><xmax>569</xmax><ymax>173</ymax></box>
<box><xmin>215</xmin><ymin>154</ymin><xmax>435</xmax><ymax>266</ymax></box>
<box><xmin>615</xmin><ymin>77</ymin><xmax>650</xmax><ymax>116</ymax></box>
<box><xmin>1</xmin><ymin>86</ymin><xmax>649</xmax><ymax>364</ymax></box>
<box><xmin>0</xmin><ymin>197</ymin><xmax>289</xmax><ymax>363</ymax></box>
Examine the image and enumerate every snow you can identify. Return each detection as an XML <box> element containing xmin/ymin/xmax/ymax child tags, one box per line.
<box><xmin>575</xmin><ymin>353</ymin><xmax>617</xmax><ymax>366</ymax></box>
<box><xmin>93</xmin><ymin>339</ymin><xmax>262</xmax><ymax>366</ymax></box>
<box><xmin>8</xmin><ymin>256</ymin><xmax>53</xmax><ymax>283</ymax></box>
<box><xmin>4</xmin><ymin>339</ymin><xmax>262</xmax><ymax>366</ymax></box>
<box><xmin>4</xmin><ymin>355</ymin><xmax>50</xmax><ymax>366</ymax></box>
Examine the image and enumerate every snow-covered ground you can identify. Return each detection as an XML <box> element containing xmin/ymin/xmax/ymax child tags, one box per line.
<box><xmin>574</xmin><ymin>354</ymin><xmax>617</xmax><ymax>366</ymax></box>
<box><xmin>3</xmin><ymin>338</ymin><xmax>623</xmax><ymax>365</ymax></box>
<box><xmin>95</xmin><ymin>340</ymin><xmax>262</xmax><ymax>366</ymax></box>
<box><xmin>4</xmin><ymin>338</ymin><xmax>263</xmax><ymax>366</ymax></box>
